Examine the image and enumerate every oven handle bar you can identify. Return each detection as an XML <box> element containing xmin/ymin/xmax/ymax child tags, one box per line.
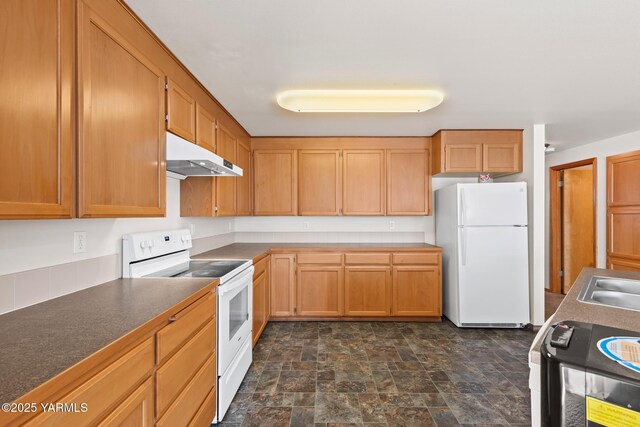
<box><xmin>217</xmin><ymin>266</ymin><xmax>255</xmax><ymax>297</ymax></box>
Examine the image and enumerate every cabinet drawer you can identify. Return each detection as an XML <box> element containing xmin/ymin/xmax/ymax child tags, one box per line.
<box><xmin>254</xmin><ymin>255</ymin><xmax>269</xmax><ymax>279</ymax></box>
<box><xmin>297</xmin><ymin>253</ymin><xmax>343</xmax><ymax>264</ymax></box>
<box><xmin>392</xmin><ymin>253</ymin><xmax>439</xmax><ymax>265</ymax></box>
<box><xmin>97</xmin><ymin>378</ymin><xmax>153</xmax><ymax>427</ymax></box>
<box><xmin>25</xmin><ymin>338</ymin><xmax>154</xmax><ymax>427</ymax></box>
<box><xmin>157</xmin><ymin>292</ymin><xmax>215</xmax><ymax>365</ymax></box>
<box><xmin>345</xmin><ymin>253</ymin><xmax>390</xmax><ymax>265</ymax></box>
<box><xmin>156</xmin><ymin>320</ymin><xmax>215</xmax><ymax>416</ymax></box>
<box><xmin>157</xmin><ymin>353</ymin><xmax>216</xmax><ymax>427</ymax></box>
<box><xmin>188</xmin><ymin>386</ymin><xmax>217</xmax><ymax>427</ymax></box>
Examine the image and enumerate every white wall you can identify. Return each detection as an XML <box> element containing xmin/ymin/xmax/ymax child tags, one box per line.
<box><xmin>544</xmin><ymin>129</ymin><xmax>640</xmax><ymax>287</ymax></box>
<box><xmin>0</xmin><ymin>177</ymin><xmax>234</xmax><ymax>276</ymax></box>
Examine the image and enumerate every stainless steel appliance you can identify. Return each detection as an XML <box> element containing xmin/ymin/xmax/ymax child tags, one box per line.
<box><xmin>540</xmin><ymin>321</ymin><xmax>640</xmax><ymax>426</ymax></box>
<box><xmin>122</xmin><ymin>229</ymin><xmax>253</xmax><ymax>423</ymax></box>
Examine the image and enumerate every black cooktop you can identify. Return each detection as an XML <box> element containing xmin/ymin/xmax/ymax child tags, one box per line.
<box><xmin>145</xmin><ymin>260</ymin><xmax>247</xmax><ymax>278</ymax></box>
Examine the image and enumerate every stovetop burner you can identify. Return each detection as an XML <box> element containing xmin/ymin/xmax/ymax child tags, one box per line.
<box><xmin>144</xmin><ymin>260</ymin><xmax>248</xmax><ymax>279</ymax></box>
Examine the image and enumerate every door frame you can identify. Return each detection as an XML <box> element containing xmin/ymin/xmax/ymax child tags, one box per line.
<box><xmin>549</xmin><ymin>158</ymin><xmax>597</xmax><ymax>293</ymax></box>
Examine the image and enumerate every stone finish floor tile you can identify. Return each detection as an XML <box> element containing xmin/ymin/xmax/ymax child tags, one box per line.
<box><xmin>219</xmin><ymin>320</ymin><xmax>535</xmax><ymax>426</ymax></box>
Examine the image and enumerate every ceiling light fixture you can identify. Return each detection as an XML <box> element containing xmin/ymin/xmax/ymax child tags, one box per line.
<box><xmin>276</xmin><ymin>89</ymin><xmax>444</xmax><ymax>113</ymax></box>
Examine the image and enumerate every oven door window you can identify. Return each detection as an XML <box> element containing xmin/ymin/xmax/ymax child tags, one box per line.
<box><xmin>229</xmin><ymin>285</ymin><xmax>249</xmax><ymax>339</ymax></box>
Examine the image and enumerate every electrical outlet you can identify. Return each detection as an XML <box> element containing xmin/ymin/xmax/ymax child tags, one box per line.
<box><xmin>303</xmin><ymin>221</ymin><xmax>311</xmax><ymax>230</ymax></box>
<box><xmin>389</xmin><ymin>220</ymin><xmax>396</xmax><ymax>231</ymax></box>
<box><xmin>190</xmin><ymin>223</ymin><xmax>196</xmax><ymax>236</ymax></box>
<box><xmin>73</xmin><ymin>231</ymin><xmax>87</xmax><ymax>253</ymax></box>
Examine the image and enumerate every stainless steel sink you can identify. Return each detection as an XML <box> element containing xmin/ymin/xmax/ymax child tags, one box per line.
<box><xmin>578</xmin><ymin>275</ymin><xmax>640</xmax><ymax>311</ymax></box>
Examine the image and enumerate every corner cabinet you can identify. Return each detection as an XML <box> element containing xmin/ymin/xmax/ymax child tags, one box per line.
<box><xmin>0</xmin><ymin>0</ymin><xmax>74</xmax><ymax>219</ymax></box>
<box><xmin>432</xmin><ymin>130</ymin><xmax>522</xmax><ymax>176</ymax></box>
<box><xmin>166</xmin><ymin>78</ymin><xmax>196</xmax><ymax>142</ymax></box>
<box><xmin>77</xmin><ymin>1</ymin><xmax>165</xmax><ymax>217</ymax></box>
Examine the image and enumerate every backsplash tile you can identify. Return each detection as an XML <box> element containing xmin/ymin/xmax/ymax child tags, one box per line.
<box><xmin>0</xmin><ymin>275</ymin><xmax>15</xmax><ymax>314</ymax></box>
<box><xmin>14</xmin><ymin>268</ymin><xmax>50</xmax><ymax>310</ymax></box>
<box><xmin>49</xmin><ymin>262</ymin><xmax>78</xmax><ymax>299</ymax></box>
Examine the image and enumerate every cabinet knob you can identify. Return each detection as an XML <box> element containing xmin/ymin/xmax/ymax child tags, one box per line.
<box><xmin>168</xmin><ymin>315</ymin><xmax>177</xmax><ymax>323</ymax></box>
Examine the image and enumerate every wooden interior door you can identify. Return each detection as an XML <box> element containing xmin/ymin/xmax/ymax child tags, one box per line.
<box><xmin>386</xmin><ymin>149</ymin><xmax>430</xmax><ymax>215</ymax></box>
<box><xmin>296</xmin><ymin>266</ymin><xmax>344</xmax><ymax>317</ymax></box>
<box><xmin>253</xmin><ymin>150</ymin><xmax>297</xmax><ymax>215</ymax></box>
<box><xmin>298</xmin><ymin>150</ymin><xmax>342</xmax><ymax>216</ymax></box>
<box><xmin>215</xmin><ymin>124</ymin><xmax>237</xmax><ymax>216</ymax></box>
<box><xmin>342</xmin><ymin>150</ymin><xmax>385</xmax><ymax>215</ymax></box>
<box><xmin>607</xmin><ymin>150</ymin><xmax>640</xmax><ymax>271</ymax></box>
<box><xmin>0</xmin><ymin>0</ymin><xmax>74</xmax><ymax>219</ymax></box>
<box><xmin>236</xmin><ymin>139</ymin><xmax>251</xmax><ymax>216</ymax></box>
<box><xmin>270</xmin><ymin>254</ymin><xmax>296</xmax><ymax>317</ymax></box>
<box><xmin>562</xmin><ymin>168</ymin><xmax>595</xmax><ymax>292</ymax></box>
<box><xmin>344</xmin><ymin>267</ymin><xmax>391</xmax><ymax>316</ymax></box>
<box><xmin>78</xmin><ymin>2</ymin><xmax>165</xmax><ymax>218</ymax></box>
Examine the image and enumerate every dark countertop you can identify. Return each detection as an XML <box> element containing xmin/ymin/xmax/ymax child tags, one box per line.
<box><xmin>193</xmin><ymin>242</ymin><xmax>441</xmax><ymax>262</ymax></box>
<box><xmin>0</xmin><ymin>277</ymin><xmax>216</xmax><ymax>403</ymax></box>
<box><xmin>530</xmin><ymin>268</ymin><xmax>640</xmax><ymax>365</ymax></box>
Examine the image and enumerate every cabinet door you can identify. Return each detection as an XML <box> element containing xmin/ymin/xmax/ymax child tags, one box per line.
<box><xmin>97</xmin><ymin>378</ymin><xmax>153</xmax><ymax>427</ymax></box>
<box><xmin>215</xmin><ymin>124</ymin><xmax>237</xmax><ymax>216</ymax></box>
<box><xmin>166</xmin><ymin>78</ymin><xmax>196</xmax><ymax>142</ymax></box>
<box><xmin>78</xmin><ymin>3</ymin><xmax>165</xmax><ymax>217</ymax></box>
<box><xmin>236</xmin><ymin>139</ymin><xmax>252</xmax><ymax>216</ymax></box>
<box><xmin>252</xmin><ymin>270</ymin><xmax>268</xmax><ymax>347</ymax></box>
<box><xmin>195</xmin><ymin>104</ymin><xmax>216</xmax><ymax>152</ymax></box>
<box><xmin>343</xmin><ymin>150</ymin><xmax>385</xmax><ymax>215</ymax></box>
<box><xmin>0</xmin><ymin>0</ymin><xmax>74</xmax><ymax>219</ymax></box>
<box><xmin>297</xmin><ymin>266</ymin><xmax>344</xmax><ymax>317</ymax></box>
<box><xmin>444</xmin><ymin>143</ymin><xmax>482</xmax><ymax>173</ymax></box>
<box><xmin>482</xmin><ymin>142</ymin><xmax>521</xmax><ymax>173</ymax></box>
<box><xmin>298</xmin><ymin>150</ymin><xmax>342</xmax><ymax>216</ymax></box>
<box><xmin>392</xmin><ymin>266</ymin><xmax>441</xmax><ymax>316</ymax></box>
<box><xmin>386</xmin><ymin>149</ymin><xmax>431</xmax><ymax>216</ymax></box>
<box><xmin>270</xmin><ymin>254</ymin><xmax>296</xmax><ymax>317</ymax></box>
<box><xmin>344</xmin><ymin>267</ymin><xmax>391</xmax><ymax>317</ymax></box>
<box><xmin>254</xmin><ymin>150</ymin><xmax>297</xmax><ymax>215</ymax></box>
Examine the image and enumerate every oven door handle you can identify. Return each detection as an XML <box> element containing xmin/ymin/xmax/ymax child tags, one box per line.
<box><xmin>217</xmin><ymin>266</ymin><xmax>255</xmax><ymax>297</ymax></box>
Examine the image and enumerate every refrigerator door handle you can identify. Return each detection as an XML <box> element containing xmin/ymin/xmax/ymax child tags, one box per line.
<box><xmin>461</xmin><ymin>227</ymin><xmax>467</xmax><ymax>266</ymax></box>
<box><xmin>460</xmin><ymin>188</ymin><xmax>466</xmax><ymax>226</ymax></box>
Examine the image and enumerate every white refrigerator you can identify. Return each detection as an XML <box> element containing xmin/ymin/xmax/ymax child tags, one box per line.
<box><xmin>435</xmin><ymin>182</ymin><xmax>530</xmax><ymax>327</ymax></box>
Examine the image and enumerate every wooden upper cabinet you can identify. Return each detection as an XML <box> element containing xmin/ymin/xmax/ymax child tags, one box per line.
<box><xmin>298</xmin><ymin>150</ymin><xmax>342</xmax><ymax>216</ymax></box>
<box><xmin>343</xmin><ymin>150</ymin><xmax>385</xmax><ymax>216</ymax></box>
<box><xmin>77</xmin><ymin>1</ymin><xmax>165</xmax><ymax>217</ymax></box>
<box><xmin>166</xmin><ymin>78</ymin><xmax>196</xmax><ymax>142</ymax></box>
<box><xmin>236</xmin><ymin>139</ymin><xmax>251</xmax><ymax>216</ymax></box>
<box><xmin>483</xmin><ymin>142</ymin><xmax>521</xmax><ymax>173</ymax></box>
<box><xmin>386</xmin><ymin>149</ymin><xmax>431</xmax><ymax>216</ymax></box>
<box><xmin>432</xmin><ymin>130</ymin><xmax>522</xmax><ymax>176</ymax></box>
<box><xmin>0</xmin><ymin>0</ymin><xmax>74</xmax><ymax>219</ymax></box>
<box><xmin>195</xmin><ymin>104</ymin><xmax>216</xmax><ymax>152</ymax></box>
<box><xmin>607</xmin><ymin>150</ymin><xmax>640</xmax><ymax>271</ymax></box>
<box><xmin>254</xmin><ymin>150</ymin><xmax>297</xmax><ymax>216</ymax></box>
<box><xmin>215</xmin><ymin>124</ymin><xmax>237</xmax><ymax>216</ymax></box>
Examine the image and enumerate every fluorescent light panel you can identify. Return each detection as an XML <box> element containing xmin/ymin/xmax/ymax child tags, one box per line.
<box><xmin>277</xmin><ymin>89</ymin><xmax>444</xmax><ymax>113</ymax></box>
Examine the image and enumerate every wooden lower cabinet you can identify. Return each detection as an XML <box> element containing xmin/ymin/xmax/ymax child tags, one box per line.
<box><xmin>97</xmin><ymin>378</ymin><xmax>154</xmax><ymax>427</ymax></box>
<box><xmin>344</xmin><ymin>266</ymin><xmax>391</xmax><ymax>316</ymax></box>
<box><xmin>392</xmin><ymin>266</ymin><xmax>441</xmax><ymax>316</ymax></box>
<box><xmin>297</xmin><ymin>266</ymin><xmax>344</xmax><ymax>316</ymax></box>
<box><xmin>253</xmin><ymin>267</ymin><xmax>269</xmax><ymax>346</ymax></box>
<box><xmin>270</xmin><ymin>254</ymin><xmax>296</xmax><ymax>317</ymax></box>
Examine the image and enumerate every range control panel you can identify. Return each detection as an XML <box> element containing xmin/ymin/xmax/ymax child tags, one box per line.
<box><xmin>122</xmin><ymin>229</ymin><xmax>192</xmax><ymax>264</ymax></box>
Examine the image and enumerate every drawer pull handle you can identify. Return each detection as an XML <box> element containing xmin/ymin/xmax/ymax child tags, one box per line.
<box><xmin>168</xmin><ymin>315</ymin><xmax>177</xmax><ymax>323</ymax></box>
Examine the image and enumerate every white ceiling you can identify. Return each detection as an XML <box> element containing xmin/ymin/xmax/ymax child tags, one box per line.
<box><xmin>125</xmin><ymin>0</ymin><xmax>640</xmax><ymax>148</ymax></box>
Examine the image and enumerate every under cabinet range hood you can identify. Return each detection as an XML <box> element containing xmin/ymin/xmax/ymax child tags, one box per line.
<box><xmin>166</xmin><ymin>132</ymin><xmax>242</xmax><ymax>178</ymax></box>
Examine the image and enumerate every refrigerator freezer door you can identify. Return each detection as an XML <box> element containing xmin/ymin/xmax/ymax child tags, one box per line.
<box><xmin>457</xmin><ymin>226</ymin><xmax>529</xmax><ymax>326</ymax></box>
<box><xmin>459</xmin><ymin>182</ymin><xmax>528</xmax><ymax>226</ymax></box>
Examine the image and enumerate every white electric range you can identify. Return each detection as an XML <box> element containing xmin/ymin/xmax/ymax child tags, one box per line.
<box><xmin>122</xmin><ymin>229</ymin><xmax>253</xmax><ymax>423</ymax></box>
